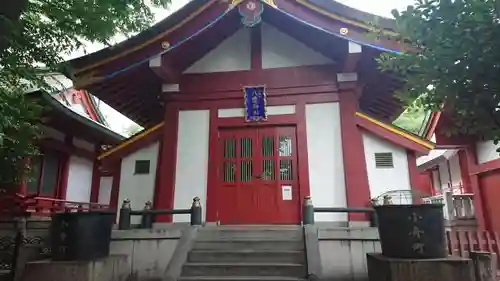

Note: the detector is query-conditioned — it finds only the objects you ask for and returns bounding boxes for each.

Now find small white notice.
[282,185,292,201]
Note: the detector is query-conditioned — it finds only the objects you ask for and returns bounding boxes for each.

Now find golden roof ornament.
[229,0,277,8]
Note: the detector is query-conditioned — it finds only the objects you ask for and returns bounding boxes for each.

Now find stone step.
[178,277,307,281]
[202,225,302,231]
[181,262,306,277]
[188,250,305,263]
[196,230,303,241]
[193,240,304,251]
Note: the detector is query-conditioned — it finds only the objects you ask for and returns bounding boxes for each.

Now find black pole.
[118,199,131,230]
[190,197,202,226]
[302,196,314,225]
[140,201,153,229]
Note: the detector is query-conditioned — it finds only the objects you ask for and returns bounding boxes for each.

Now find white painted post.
[444,191,455,221]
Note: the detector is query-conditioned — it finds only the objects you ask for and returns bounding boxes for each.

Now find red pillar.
[457,149,472,193]
[154,103,179,222]
[89,145,102,203]
[338,89,371,221]
[109,160,122,210]
[464,145,486,229]
[57,135,73,200]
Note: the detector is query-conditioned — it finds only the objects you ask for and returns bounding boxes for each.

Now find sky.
[70,0,415,136]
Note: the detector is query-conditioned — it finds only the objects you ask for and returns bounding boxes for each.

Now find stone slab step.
[193,240,304,251]
[188,250,305,263]
[178,277,307,281]
[181,262,306,277]
[202,225,302,231]
[196,230,303,241]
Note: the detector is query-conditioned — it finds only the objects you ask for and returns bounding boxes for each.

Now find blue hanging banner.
[243,85,267,122]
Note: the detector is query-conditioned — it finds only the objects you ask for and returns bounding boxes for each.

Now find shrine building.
[69,0,435,225]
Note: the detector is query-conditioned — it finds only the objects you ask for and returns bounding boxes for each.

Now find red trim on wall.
[339,90,371,221]
[109,160,121,210]
[250,24,262,70]
[206,106,219,222]
[295,102,311,215]
[89,145,101,203]
[355,116,431,154]
[57,136,73,200]
[154,104,179,222]
[152,139,164,210]
[464,146,486,229]
[457,149,472,193]
[471,158,500,176]
[406,151,423,193]
[178,65,338,93]
[169,90,339,105]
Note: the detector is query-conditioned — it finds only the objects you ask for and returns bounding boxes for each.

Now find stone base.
[367,253,475,281]
[21,255,129,281]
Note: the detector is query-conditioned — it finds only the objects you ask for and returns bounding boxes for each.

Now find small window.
[374,152,394,168]
[134,160,150,175]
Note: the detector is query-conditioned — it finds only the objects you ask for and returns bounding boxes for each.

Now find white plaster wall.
[476,140,500,164]
[218,105,295,118]
[98,176,113,205]
[305,103,346,222]
[65,156,93,203]
[184,28,251,73]
[118,142,160,224]
[362,133,411,204]
[173,110,210,222]
[261,23,333,69]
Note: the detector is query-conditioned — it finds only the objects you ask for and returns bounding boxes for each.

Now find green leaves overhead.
[379,0,500,142]
[0,0,171,190]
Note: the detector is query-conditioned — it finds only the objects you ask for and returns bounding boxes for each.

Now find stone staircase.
[177,225,307,281]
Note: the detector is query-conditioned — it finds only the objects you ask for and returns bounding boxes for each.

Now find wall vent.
[134,160,151,175]
[374,152,394,168]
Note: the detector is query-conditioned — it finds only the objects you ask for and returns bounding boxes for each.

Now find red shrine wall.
[102,23,426,225]
[12,125,105,215]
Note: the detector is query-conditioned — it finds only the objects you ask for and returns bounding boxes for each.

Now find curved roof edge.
[69,0,213,72]
[69,0,398,74]
[302,0,395,31]
[30,90,125,144]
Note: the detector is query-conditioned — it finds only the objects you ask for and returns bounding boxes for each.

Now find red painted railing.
[0,193,110,217]
[26,197,110,215]
[447,230,500,268]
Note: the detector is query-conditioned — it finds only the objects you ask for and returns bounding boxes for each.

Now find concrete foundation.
[21,255,129,281]
[367,253,475,281]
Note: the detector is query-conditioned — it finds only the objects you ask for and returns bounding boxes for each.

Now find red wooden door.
[217,126,300,224]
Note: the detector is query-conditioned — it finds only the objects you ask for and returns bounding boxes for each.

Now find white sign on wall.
[282,185,292,201]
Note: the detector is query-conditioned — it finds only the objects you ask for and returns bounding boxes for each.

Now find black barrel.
[374,204,446,259]
[50,211,114,261]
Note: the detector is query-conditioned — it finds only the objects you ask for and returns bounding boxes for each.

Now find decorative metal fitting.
[303,196,313,206]
[122,199,131,209]
[161,41,170,49]
[144,201,152,210]
[192,197,201,207]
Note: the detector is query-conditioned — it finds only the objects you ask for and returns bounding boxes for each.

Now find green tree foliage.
[0,0,171,190]
[378,0,500,142]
